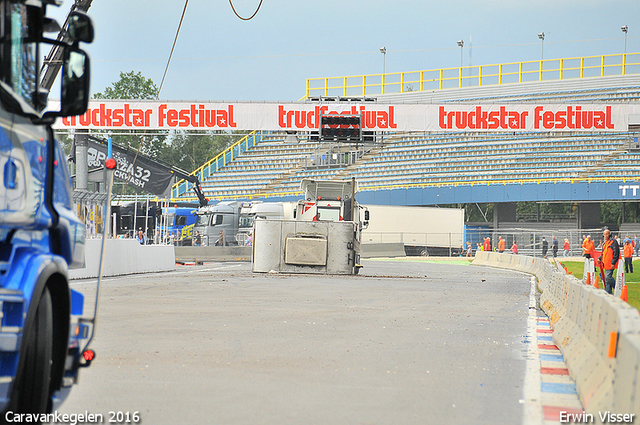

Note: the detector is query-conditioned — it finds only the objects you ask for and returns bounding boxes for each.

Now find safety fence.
[305,52,640,98]
[473,251,640,417]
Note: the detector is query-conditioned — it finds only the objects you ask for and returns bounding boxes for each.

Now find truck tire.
[15,286,54,414]
[420,248,429,257]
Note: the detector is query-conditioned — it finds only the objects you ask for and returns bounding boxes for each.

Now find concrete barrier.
[69,239,176,280]
[175,246,252,263]
[472,251,640,419]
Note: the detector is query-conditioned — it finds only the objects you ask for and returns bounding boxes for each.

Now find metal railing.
[171,130,266,199]
[305,53,640,99]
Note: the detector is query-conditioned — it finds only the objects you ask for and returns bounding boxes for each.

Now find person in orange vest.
[483,237,491,252]
[599,229,620,294]
[582,235,595,259]
[623,240,634,274]
[498,236,505,253]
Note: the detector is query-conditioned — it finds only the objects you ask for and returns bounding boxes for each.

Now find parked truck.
[194,201,242,246]
[360,205,464,256]
[0,1,95,416]
[252,179,369,274]
[159,206,198,245]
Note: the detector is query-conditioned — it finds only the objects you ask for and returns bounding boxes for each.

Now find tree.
[160,130,240,173]
[92,71,165,159]
[93,71,159,100]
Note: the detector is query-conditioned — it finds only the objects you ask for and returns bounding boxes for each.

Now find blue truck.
[0,0,94,418]
[159,206,198,245]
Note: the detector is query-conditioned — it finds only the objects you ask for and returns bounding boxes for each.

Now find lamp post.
[538,32,545,61]
[380,47,386,75]
[457,40,464,87]
[538,32,545,82]
[622,25,628,54]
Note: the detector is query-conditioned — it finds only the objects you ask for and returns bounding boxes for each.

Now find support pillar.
[493,202,517,228]
[75,131,88,191]
[578,203,601,229]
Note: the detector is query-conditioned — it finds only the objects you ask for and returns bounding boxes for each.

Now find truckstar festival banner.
[53,101,634,132]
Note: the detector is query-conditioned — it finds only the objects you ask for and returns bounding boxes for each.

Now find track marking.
[522,276,543,425]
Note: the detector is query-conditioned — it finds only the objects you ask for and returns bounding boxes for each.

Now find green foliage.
[516,201,577,221]
[93,71,159,100]
[159,131,241,173]
[461,203,493,222]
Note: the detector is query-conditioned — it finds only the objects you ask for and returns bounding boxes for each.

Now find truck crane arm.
[169,168,209,207]
[40,0,94,94]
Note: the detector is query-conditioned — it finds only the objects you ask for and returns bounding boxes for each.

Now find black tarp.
[85,136,174,197]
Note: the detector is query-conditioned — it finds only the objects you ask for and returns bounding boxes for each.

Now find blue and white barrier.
[472,251,640,419]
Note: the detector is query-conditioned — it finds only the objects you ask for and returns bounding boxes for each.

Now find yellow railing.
[305,53,640,99]
[171,130,265,199]
[170,175,638,204]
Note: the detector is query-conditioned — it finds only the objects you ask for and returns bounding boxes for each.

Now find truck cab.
[0,0,94,415]
[159,206,197,245]
[194,201,241,246]
[296,179,369,237]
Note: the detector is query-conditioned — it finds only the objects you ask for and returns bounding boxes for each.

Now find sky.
[48,0,640,102]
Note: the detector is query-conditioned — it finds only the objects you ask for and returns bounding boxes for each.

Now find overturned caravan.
[252,179,369,275]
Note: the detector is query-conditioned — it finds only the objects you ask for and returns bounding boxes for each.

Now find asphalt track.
[57,259,538,425]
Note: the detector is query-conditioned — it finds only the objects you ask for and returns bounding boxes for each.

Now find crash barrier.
[472,251,640,418]
[360,243,406,259]
[174,246,253,263]
[69,239,176,279]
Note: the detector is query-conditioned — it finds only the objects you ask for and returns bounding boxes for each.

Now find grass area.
[558,259,640,310]
[367,257,475,265]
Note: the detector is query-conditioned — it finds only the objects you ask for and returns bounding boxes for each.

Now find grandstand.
[171,53,640,229]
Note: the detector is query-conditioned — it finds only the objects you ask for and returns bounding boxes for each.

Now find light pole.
[380,47,386,75]
[622,25,628,54]
[457,40,464,87]
[538,32,545,61]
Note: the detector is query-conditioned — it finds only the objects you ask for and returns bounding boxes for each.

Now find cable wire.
[229,0,264,20]
[158,0,189,98]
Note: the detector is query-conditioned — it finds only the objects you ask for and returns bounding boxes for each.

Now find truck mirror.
[59,49,90,117]
[67,12,94,43]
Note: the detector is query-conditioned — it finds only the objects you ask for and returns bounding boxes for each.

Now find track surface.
[59,259,535,425]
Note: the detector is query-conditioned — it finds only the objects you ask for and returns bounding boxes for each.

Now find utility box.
[252,219,359,274]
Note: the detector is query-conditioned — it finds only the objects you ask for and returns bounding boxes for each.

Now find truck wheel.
[14,286,53,414]
[420,249,429,257]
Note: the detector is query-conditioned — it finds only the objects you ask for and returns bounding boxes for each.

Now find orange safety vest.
[498,239,505,251]
[582,239,595,254]
[601,239,619,270]
[624,244,634,258]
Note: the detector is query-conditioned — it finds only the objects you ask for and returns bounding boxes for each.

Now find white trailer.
[236,201,296,245]
[360,205,464,256]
